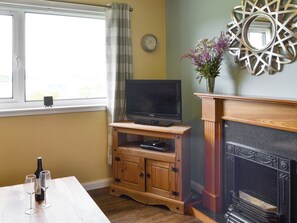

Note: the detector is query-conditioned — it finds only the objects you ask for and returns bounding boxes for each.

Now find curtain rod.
[46,1,133,12]
[99,4,134,12]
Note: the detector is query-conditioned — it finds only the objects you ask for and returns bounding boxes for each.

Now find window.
[0,1,106,113]
[0,14,12,99]
[25,13,106,101]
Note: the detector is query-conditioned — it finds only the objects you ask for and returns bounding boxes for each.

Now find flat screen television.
[126,80,182,126]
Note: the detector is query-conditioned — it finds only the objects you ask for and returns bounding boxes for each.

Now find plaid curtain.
[106,3,133,165]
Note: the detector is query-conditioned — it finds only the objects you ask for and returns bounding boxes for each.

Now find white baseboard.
[82,178,113,191]
[191,180,204,194]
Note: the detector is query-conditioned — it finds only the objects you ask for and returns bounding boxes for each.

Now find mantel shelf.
[195,93,297,106]
[195,93,297,133]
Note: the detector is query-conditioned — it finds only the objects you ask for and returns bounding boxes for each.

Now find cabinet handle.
[146,173,151,178]
[139,172,144,178]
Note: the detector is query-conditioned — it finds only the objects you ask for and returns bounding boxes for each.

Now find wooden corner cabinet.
[109,122,191,214]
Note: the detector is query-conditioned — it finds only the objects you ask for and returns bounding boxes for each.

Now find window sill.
[0,104,107,118]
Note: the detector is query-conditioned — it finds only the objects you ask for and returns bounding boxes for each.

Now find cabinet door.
[146,160,177,199]
[117,154,145,191]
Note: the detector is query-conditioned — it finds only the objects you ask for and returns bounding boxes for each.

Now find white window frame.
[0,0,107,117]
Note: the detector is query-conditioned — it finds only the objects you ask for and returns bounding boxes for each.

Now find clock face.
[141,34,158,52]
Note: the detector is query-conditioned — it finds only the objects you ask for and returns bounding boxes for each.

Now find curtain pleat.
[105,3,133,165]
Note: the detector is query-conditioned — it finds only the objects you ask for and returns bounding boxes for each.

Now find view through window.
[25,13,106,101]
[0,14,12,99]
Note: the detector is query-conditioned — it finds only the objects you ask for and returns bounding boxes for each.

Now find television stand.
[109,122,191,214]
[135,119,174,127]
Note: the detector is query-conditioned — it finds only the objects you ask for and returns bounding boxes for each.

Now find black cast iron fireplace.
[223,121,297,223]
[224,142,295,223]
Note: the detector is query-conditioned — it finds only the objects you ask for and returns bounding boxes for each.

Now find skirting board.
[82,178,203,192]
[191,180,204,194]
[82,178,113,191]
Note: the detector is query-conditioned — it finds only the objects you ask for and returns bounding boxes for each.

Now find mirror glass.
[246,16,275,51]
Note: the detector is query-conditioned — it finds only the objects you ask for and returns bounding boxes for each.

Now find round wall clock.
[141,34,158,52]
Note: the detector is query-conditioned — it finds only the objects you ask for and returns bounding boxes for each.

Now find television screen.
[126,80,182,126]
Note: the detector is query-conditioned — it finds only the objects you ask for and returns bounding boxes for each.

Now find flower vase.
[206,77,215,94]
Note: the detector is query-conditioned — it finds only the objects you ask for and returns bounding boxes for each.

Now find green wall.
[166,0,297,186]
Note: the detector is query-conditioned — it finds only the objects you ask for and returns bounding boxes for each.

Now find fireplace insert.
[224,142,296,223]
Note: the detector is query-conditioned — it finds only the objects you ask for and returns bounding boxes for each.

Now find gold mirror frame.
[228,0,297,75]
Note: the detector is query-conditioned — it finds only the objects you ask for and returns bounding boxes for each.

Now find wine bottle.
[34,157,44,202]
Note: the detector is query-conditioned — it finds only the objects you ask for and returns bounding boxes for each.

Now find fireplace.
[195,93,297,218]
[223,121,297,223]
[224,141,295,222]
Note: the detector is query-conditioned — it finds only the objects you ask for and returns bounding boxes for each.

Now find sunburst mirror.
[228,0,297,75]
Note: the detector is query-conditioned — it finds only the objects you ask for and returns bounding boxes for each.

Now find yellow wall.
[0,112,109,186]
[0,0,166,186]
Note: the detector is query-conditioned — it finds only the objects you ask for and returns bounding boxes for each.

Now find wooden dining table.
[0,176,110,223]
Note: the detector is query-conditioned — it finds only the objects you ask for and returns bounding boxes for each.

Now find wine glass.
[24,174,38,215]
[40,170,51,208]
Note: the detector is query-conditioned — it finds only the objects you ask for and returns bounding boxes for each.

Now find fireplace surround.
[195,93,297,220]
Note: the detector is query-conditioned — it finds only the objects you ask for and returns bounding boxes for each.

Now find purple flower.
[201,51,211,63]
[214,32,229,56]
[180,32,229,82]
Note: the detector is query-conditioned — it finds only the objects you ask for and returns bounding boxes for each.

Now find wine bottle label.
[36,186,41,195]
